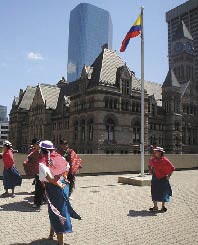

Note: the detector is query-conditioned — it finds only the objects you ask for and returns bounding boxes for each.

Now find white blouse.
[39,162,54,182]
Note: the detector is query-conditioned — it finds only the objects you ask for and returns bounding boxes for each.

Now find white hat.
[153,146,165,153]
[3,140,12,147]
[39,140,54,150]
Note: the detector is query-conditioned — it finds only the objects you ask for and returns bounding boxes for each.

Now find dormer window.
[122,79,130,95]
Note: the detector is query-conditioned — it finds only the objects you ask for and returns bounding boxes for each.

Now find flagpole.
[140,6,144,177]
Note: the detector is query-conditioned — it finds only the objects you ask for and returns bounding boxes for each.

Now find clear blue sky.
[0,0,187,115]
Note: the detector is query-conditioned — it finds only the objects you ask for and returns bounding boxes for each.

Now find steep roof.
[172,20,193,41]
[18,86,36,110]
[59,48,162,105]
[133,77,162,106]
[99,49,125,84]
[39,84,60,109]
[88,48,125,88]
[162,69,181,88]
[144,81,162,106]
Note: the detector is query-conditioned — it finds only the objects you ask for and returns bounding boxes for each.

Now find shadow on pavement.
[0,200,39,212]
[23,195,34,202]
[15,191,33,196]
[128,209,158,217]
[10,238,70,244]
[80,184,119,189]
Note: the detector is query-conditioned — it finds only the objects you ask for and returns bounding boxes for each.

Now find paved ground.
[0,170,197,245]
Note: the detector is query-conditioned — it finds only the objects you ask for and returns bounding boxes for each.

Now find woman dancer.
[0,140,22,197]
[148,146,175,212]
[38,140,81,245]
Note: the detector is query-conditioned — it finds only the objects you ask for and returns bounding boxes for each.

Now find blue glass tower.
[0,105,7,122]
[67,3,113,82]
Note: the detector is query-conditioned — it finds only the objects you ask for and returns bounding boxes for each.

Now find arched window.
[105,118,115,141]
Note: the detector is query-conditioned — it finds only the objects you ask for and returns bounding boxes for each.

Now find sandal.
[1,192,9,197]
[149,207,158,212]
[161,207,167,212]
[48,234,54,240]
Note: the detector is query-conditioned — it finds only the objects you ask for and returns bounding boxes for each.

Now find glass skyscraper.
[0,105,8,148]
[67,3,113,82]
[0,105,7,122]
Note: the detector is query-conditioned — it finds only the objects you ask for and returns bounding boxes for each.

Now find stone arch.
[103,113,119,126]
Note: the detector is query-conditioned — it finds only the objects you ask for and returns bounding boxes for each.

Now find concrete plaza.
[0,170,197,245]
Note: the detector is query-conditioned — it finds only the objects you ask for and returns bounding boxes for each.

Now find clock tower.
[170,20,194,84]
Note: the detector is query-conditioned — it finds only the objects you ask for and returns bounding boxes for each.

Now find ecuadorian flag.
[120,14,142,52]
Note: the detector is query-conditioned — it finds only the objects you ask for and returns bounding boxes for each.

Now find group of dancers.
[0,138,82,245]
[0,139,175,244]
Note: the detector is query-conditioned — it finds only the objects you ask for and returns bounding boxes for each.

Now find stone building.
[164,0,198,153]
[9,47,159,153]
[9,46,198,154]
[9,1,198,154]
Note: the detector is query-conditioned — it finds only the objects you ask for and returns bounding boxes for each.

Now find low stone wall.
[1,153,198,177]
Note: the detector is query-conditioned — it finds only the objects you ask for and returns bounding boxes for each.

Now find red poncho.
[40,150,69,176]
[149,156,175,179]
[2,149,14,169]
[70,149,82,174]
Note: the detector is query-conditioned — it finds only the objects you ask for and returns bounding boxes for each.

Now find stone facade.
[165,0,198,153]
[9,46,198,154]
[9,1,198,153]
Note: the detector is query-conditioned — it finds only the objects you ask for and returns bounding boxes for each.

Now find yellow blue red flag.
[120,14,142,52]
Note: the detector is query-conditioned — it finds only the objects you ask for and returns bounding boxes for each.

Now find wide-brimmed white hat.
[153,146,165,153]
[3,140,12,147]
[39,140,54,150]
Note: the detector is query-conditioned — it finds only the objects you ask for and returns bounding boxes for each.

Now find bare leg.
[153,201,158,209]
[161,202,167,212]
[11,188,15,197]
[149,201,158,211]
[49,226,54,239]
[57,233,63,245]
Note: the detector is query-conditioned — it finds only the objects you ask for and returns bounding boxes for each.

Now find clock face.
[175,42,183,52]
[186,42,193,52]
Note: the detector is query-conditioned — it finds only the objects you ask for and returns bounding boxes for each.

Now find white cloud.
[67,62,76,73]
[27,52,44,60]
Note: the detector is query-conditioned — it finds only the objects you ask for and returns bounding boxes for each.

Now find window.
[88,119,93,141]
[114,99,118,109]
[174,100,180,113]
[80,120,85,142]
[105,118,115,141]
[105,98,108,108]
[122,80,130,95]
[132,122,140,144]
[175,122,180,131]
[74,121,78,140]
